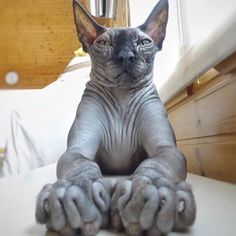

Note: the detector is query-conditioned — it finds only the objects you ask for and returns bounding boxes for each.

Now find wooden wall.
[166,53,236,183]
[0,0,129,89]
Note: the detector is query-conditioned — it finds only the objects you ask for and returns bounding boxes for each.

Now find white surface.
[0,89,41,148]
[181,0,236,50]
[0,164,235,236]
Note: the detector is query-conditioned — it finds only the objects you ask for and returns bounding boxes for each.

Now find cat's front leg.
[36,155,112,236]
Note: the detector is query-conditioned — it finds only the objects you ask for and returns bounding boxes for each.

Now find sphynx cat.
[36,0,196,235]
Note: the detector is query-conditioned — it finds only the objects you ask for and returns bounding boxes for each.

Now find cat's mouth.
[115,71,136,81]
[113,71,138,87]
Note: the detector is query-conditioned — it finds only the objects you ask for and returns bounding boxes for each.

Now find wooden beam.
[214,52,236,75]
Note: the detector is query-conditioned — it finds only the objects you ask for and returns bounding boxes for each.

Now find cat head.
[73,0,168,88]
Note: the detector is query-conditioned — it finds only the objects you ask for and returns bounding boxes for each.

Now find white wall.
[182,0,236,50]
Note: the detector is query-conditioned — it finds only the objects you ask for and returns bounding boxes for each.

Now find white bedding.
[1,56,90,176]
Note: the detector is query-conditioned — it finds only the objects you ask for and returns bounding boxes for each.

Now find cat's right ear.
[73,0,106,52]
[138,0,169,50]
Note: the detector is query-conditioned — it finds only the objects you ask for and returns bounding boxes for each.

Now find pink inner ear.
[79,14,98,39]
[144,8,168,45]
[145,23,162,43]
[146,22,158,37]
[80,27,97,42]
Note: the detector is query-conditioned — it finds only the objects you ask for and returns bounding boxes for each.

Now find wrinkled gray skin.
[36,0,196,235]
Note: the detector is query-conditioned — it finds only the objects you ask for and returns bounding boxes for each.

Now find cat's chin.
[115,71,137,87]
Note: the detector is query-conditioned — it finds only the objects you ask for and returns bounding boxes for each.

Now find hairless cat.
[36,0,196,235]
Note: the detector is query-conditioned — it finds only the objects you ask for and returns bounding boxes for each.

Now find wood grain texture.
[177,135,236,183]
[167,61,236,183]
[0,0,79,89]
[113,0,130,27]
[165,89,189,110]
[214,52,236,75]
[168,71,236,140]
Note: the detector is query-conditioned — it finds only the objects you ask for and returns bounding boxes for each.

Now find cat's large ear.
[139,0,169,50]
[73,0,106,52]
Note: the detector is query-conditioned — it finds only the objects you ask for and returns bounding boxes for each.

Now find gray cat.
[35,0,196,235]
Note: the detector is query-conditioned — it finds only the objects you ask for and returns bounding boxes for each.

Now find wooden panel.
[0,0,79,89]
[165,89,189,110]
[190,68,219,94]
[168,71,236,140]
[214,52,236,75]
[166,60,236,183]
[113,0,130,27]
[177,134,236,183]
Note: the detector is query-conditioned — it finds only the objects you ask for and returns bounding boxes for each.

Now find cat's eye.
[96,39,111,46]
[141,39,152,46]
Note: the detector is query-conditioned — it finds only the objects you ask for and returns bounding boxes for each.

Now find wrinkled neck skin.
[90,67,154,95]
[89,71,156,108]
[88,57,156,103]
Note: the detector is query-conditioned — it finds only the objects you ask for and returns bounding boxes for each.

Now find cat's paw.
[111,176,196,236]
[35,178,111,236]
[111,176,159,235]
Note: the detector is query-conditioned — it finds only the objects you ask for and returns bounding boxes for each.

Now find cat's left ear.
[139,0,169,50]
[73,0,106,52]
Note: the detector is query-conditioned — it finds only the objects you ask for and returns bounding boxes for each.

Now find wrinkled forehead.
[105,27,146,41]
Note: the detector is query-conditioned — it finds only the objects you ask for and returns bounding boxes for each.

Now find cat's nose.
[116,50,136,67]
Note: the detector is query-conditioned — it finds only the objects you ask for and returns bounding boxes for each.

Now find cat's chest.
[96,143,146,175]
[103,108,138,151]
